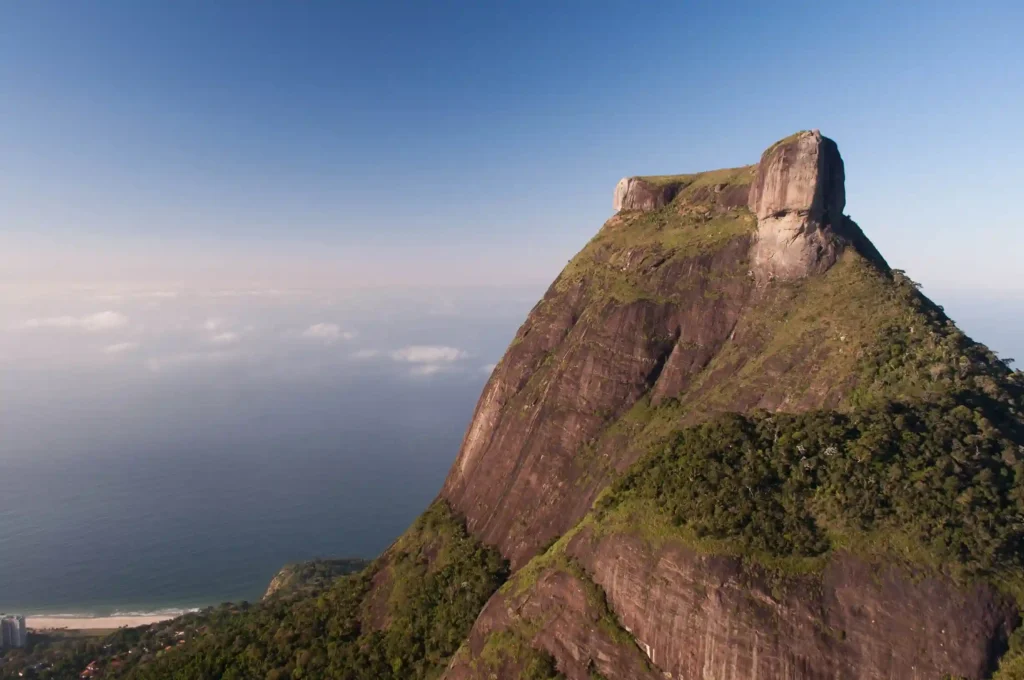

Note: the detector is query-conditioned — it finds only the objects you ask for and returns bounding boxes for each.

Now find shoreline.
[26,611,194,631]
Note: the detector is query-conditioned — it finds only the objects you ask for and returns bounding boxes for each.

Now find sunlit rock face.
[748,129,847,281]
[613,176,681,212]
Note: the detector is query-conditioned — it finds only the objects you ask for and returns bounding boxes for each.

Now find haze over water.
[0,287,535,615]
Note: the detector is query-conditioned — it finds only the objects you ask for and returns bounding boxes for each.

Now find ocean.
[0,287,537,617]
[0,371,489,616]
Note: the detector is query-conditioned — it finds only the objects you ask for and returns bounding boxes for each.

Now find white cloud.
[202,318,224,331]
[17,311,128,332]
[210,332,239,344]
[390,345,468,376]
[481,363,497,374]
[104,342,139,354]
[390,345,467,363]
[300,323,354,344]
[351,348,381,359]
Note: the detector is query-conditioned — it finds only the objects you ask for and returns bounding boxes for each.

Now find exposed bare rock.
[749,130,847,281]
[567,530,1017,680]
[443,567,661,680]
[613,176,682,212]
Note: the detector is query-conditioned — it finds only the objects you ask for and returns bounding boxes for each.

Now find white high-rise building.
[0,615,26,648]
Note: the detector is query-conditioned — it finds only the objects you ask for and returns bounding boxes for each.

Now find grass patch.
[473,626,564,680]
[555,206,755,305]
[497,524,646,659]
[638,164,755,189]
[759,130,809,158]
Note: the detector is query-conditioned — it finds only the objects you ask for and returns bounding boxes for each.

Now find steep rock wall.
[444,567,661,680]
[749,130,847,281]
[568,531,1017,680]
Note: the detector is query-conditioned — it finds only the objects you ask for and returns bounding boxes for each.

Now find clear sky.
[0,0,1021,294]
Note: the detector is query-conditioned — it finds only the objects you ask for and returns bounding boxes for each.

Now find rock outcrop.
[444,567,662,680]
[442,196,759,568]
[613,176,682,212]
[748,129,847,281]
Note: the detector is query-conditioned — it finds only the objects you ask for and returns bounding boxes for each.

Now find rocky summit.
[79,132,1024,680]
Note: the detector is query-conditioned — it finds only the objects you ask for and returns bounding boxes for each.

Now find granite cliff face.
[566,532,1016,680]
[439,131,1024,679]
[749,130,847,281]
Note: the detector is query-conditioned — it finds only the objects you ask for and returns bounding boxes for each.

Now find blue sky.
[0,0,1021,294]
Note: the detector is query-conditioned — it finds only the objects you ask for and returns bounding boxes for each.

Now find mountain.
[23,131,1023,680]
[438,130,1024,679]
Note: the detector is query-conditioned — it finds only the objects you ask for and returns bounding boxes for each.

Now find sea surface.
[0,372,491,616]
[0,287,534,616]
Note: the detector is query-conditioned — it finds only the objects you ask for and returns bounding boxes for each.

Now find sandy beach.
[27,614,178,631]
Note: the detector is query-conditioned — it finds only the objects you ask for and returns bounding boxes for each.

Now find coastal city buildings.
[0,615,27,648]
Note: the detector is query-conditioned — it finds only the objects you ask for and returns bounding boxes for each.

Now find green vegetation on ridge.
[598,397,1024,577]
[555,168,757,305]
[637,164,755,188]
[462,628,564,680]
[263,558,370,599]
